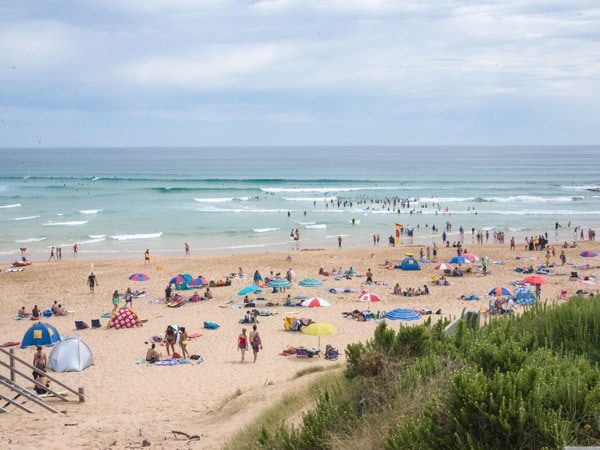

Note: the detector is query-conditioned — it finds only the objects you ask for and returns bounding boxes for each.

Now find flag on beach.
[395,224,403,245]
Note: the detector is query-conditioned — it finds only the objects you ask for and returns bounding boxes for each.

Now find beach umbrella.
[301,322,337,350]
[301,297,331,308]
[129,273,150,282]
[523,275,549,285]
[298,278,324,288]
[237,285,260,296]
[358,292,381,302]
[434,263,453,271]
[267,278,292,289]
[384,308,422,321]
[188,276,208,287]
[488,287,513,297]
[169,275,187,285]
[449,256,470,265]
[580,250,598,258]
[462,252,479,262]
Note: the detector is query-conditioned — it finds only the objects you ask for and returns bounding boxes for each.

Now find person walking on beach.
[185,242,190,256]
[48,247,56,261]
[87,272,98,292]
[249,324,262,363]
[238,328,248,362]
[338,236,343,248]
[32,346,47,379]
[144,249,151,264]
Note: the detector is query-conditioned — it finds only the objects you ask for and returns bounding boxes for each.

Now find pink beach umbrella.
[301,297,332,308]
[359,292,381,302]
[462,253,479,262]
[434,263,453,271]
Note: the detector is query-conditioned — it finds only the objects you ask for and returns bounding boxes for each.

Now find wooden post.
[9,349,15,382]
[78,387,85,402]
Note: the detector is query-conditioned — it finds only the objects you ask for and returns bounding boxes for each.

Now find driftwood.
[170,430,201,441]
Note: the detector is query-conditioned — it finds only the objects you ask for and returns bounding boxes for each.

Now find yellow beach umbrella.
[301,323,337,351]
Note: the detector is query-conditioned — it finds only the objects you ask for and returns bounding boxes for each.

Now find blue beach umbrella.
[238,285,260,296]
[580,250,598,258]
[267,278,292,289]
[384,308,422,321]
[129,273,150,282]
[188,276,208,287]
[488,287,512,297]
[449,256,470,265]
[298,278,324,288]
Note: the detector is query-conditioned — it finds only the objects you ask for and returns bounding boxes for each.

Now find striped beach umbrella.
[129,273,150,282]
[298,278,324,288]
[488,287,512,297]
[580,250,598,258]
[384,309,422,321]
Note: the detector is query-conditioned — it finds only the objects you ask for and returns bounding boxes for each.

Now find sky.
[1,0,599,147]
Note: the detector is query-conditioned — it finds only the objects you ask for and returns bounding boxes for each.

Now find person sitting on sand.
[55,304,67,316]
[146,343,160,363]
[31,305,40,319]
[189,292,200,302]
[201,288,213,300]
[570,241,578,248]
[562,241,569,249]
[414,287,422,296]
[393,283,401,294]
[423,285,430,295]
[34,374,51,395]
[51,301,59,314]
[18,306,30,318]
[284,294,292,306]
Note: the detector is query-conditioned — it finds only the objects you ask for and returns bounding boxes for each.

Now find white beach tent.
[47,336,94,373]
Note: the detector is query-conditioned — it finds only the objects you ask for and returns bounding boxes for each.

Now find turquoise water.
[1,146,599,261]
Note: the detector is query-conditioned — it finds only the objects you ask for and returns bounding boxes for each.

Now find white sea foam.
[80,209,102,214]
[482,196,579,203]
[194,197,233,203]
[0,203,21,209]
[283,196,337,202]
[10,215,41,221]
[110,232,163,241]
[43,220,88,226]
[235,196,251,201]
[89,234,106,239]
[305,224,327,229]
[253,228,280,233]
[262,186,405,194]
[79,237,106,244]
[15,237,47,243]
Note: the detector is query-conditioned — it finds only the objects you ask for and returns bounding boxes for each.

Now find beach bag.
[203,321,220,330]
[172,352,181,359]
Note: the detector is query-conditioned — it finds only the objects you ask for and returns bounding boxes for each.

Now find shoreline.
[1,242,599,448]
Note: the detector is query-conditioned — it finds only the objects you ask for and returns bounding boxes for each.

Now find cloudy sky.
[1,0,599,147]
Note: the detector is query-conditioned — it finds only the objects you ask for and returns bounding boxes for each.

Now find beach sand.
[1,241,599,449]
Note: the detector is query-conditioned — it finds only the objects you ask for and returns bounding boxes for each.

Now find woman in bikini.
[164,325,176,356]
[238,328,248,362]
[179,327,190,359]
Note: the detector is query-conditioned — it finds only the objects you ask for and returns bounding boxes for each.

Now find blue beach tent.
[21,323,61,348]
[396,257,421,271]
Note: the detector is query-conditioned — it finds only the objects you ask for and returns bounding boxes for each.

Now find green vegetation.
[241,294,600,449]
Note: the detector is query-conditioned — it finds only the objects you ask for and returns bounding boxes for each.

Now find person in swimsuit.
[146,343,160,363]
[179,327,190,359]
[112,290,120,313]
[249,324,263,363]
[164,325,176,356]
[32,346,47,379]
[238,328,248,362]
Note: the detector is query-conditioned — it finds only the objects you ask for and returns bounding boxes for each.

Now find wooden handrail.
[0,347,85,402]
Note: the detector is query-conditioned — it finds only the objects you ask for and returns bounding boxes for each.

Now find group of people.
[18,301,68,319]
[145,325,191,362]
[237,324,262,363]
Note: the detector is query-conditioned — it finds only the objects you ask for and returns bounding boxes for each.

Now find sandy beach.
[1,241,599,449]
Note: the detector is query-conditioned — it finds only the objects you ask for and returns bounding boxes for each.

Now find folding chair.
[75,321,87,330]
[91,319,101,328]
[558,290,568,300]
[570,271,579,279]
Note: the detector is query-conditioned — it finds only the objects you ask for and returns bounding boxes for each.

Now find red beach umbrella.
[359,292,381,302]
[523,275,549,285]
[129,273,150,281]
[434,263,453,271]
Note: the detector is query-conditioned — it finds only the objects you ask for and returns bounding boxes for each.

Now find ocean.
[1,146,599,262]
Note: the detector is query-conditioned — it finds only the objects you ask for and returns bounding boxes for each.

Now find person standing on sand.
[73,244,78,258]
[144,249,150,264]
[32,346,47,379]
[112,290,120,312]
[185,242,190,256]
[88,272,98,292]
[338,236,343,248]
[179,327,190,359]
[249,324,263,363]
[238,328,248,362]
[164,325,176,357]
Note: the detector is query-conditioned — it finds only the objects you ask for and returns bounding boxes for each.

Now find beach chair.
[570,271,579,279]
[558,290,568,301]
[75,321,88,330]
[91,319,101,328]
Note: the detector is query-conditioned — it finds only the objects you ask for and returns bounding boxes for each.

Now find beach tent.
[396,257,421,271]
[108,308,143,329]
[510,287,537,305]
[47,336,94,373]
[21,323,61,348]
